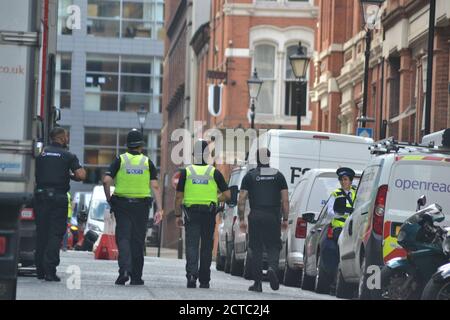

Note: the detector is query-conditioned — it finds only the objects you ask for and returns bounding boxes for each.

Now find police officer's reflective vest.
[183,165,218,207]
[114,153,151,198]
[67,193,72,219]
[331,186,356,229]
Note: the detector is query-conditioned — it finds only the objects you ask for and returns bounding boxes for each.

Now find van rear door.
[318,139,372,172]
[268,133,320,193]
[383,156,450,262]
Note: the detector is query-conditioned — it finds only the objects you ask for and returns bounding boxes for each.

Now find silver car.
[217,166,247,275]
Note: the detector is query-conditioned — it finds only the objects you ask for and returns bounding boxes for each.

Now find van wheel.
[284,261,302,288]
[301,269,315,291]
[216,245,225,271]
[315,255,332,294]
[243,250,253,280]
[230,248,244,276]
[336,266,355,299]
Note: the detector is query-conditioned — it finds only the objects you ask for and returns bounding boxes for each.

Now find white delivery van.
[248,130,373,194]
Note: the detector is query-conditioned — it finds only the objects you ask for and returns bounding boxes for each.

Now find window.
[87,0,164,39]
[353,166,380,210]
[55,53,72,109]
[254,44,276,114]
[83,127,160,184]
[85,54,161,112]
[285,44,308,116]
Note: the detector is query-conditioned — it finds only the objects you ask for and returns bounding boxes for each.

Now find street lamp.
[289,42,311,130]
[136,105,148,134]
[247,69,263,129]
[358,0,384,128]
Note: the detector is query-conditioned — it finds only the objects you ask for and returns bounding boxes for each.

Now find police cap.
[127,129,144,148]
[336,167,355,180]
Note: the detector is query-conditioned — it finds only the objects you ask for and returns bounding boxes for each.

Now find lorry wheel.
[336,266,355,299]
[230,248,244,276]
[422,277,450,300]
[315,255,332,294]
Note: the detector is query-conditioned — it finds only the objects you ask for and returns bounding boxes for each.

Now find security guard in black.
[35,127,85,281]
[239,148,289,292]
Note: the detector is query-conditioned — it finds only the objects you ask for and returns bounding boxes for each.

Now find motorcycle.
[380,196,448,300]
[421,227,450,300]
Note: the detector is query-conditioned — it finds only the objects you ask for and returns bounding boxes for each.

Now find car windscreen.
[89,200,111,221]
[387,161,450,226]
[306,177,340,213]
[306,176,360,213]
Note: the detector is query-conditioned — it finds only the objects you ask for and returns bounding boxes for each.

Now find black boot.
[44,274,61,282]
[115,271,130,285]
[248,281,262,292]
[267,267,280,291]
[199,282,210,289]
[187,275,197,288]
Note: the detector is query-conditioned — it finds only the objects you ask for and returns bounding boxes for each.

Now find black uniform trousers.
[34,192,68,276]
[111,197,150,280]
[248,210,282,283]
[184,206,216,283]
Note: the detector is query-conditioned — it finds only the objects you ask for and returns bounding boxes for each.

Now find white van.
[248,130,373,194]
[337,130,450,299]
[85,186,114,237]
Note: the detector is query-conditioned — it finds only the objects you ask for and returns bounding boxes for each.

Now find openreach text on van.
[395,179,450,193]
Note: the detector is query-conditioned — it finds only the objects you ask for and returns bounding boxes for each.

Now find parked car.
[336,130,450,300]
[300,173,361,294]
[217,166,247,274]
[282,169,360,287]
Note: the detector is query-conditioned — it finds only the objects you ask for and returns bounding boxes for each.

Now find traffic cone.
[94,234,118,260]
[94,211,118,260]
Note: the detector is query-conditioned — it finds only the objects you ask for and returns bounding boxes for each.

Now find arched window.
[253,44,276,114]
[285,44,308,117]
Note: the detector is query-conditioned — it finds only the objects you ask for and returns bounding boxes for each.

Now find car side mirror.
[302,212,317,224]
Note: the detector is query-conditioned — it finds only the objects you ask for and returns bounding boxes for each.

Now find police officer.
[174,140,230,289]
[238,148,289,293]
[103,129,163,286]
[327,167,357,230]
[35,127,86,281]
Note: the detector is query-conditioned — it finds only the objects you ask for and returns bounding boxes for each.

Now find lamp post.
[247,69,263,129]
[289,42,311,130]
[358,0,384,129]
[136,105,148,135]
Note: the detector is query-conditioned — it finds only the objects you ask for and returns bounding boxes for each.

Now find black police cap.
[127,129,144,148]
[193,139,209,155]
[336,167,355,179]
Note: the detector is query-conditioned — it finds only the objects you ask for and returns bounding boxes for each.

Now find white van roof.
[268,129,373,144]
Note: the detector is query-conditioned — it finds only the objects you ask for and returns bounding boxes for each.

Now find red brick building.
[312,0,450,142]
[192,0,319,177]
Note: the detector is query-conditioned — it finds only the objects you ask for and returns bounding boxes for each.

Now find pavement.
[16,250,339,300]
